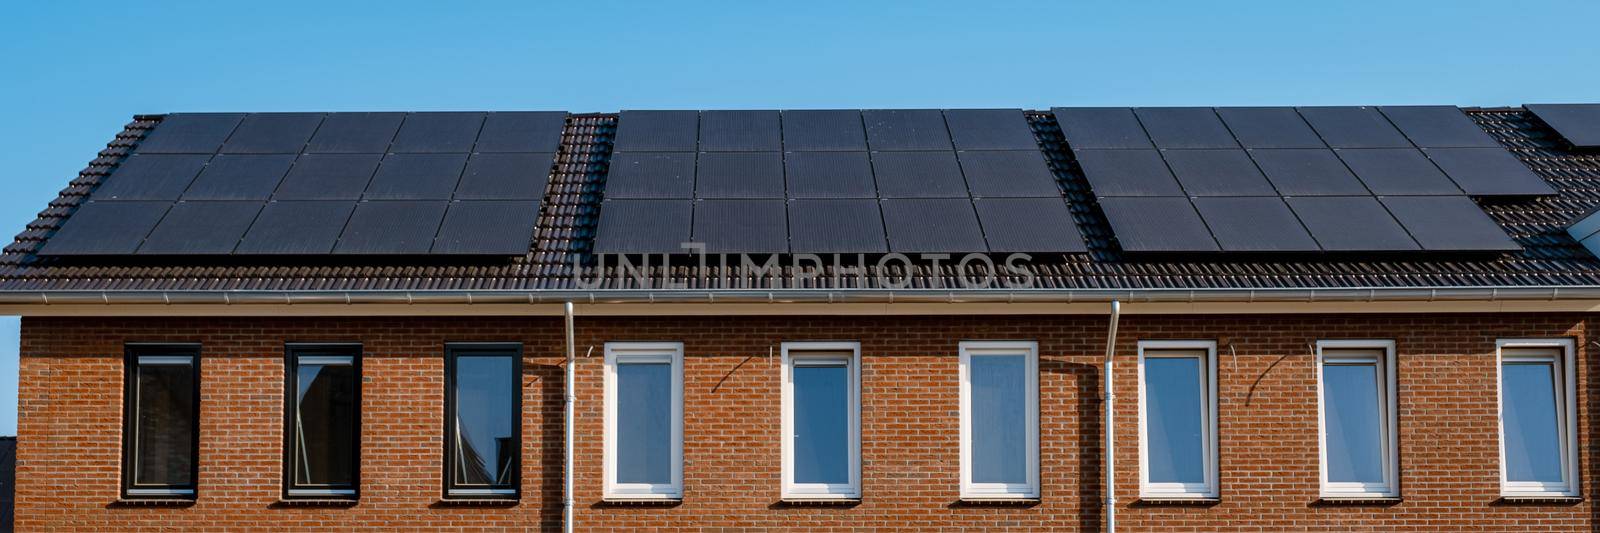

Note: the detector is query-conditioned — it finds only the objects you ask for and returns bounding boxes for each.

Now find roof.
[3,107,1600,294]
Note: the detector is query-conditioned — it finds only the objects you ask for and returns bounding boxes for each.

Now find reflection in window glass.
[616,362,672,484]
[793,364,849,484]
[1145,356,1204,484]
[292,354,357,491]
[970,355,1026,483]
[128,353,197,493]
[1323,362,1385,483]
[1502,362,1564,483]
[451,353,516,489]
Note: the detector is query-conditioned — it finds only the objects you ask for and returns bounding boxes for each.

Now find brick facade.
[13,313,1597,531]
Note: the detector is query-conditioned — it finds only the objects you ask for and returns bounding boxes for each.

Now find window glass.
[1323,362,1385,483]
[1145,356,1204,484]
[293,355,357,489]
[1502,361,1564,482]
[128,353,196,492]
[793,363,849,484]
[970,354,1026,483]
[452,353,516,488]
[616,362,672,484]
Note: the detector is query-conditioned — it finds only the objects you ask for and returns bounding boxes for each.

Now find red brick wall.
[14,314,1597,531]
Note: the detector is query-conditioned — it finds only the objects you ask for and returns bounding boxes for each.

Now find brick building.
[3,105,1600,531]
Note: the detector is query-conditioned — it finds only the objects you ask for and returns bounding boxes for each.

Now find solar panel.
[332,200,449,254]
[305,113,405,153]
[1284,196,1419,251]
[220,113,324,154]
[1423,148,1556,197]
[1378,196,1519,251]
[1133,107,1239,149]
[136,113,244,154]
[862,109,952,151]
[272,154,382,200]
[1161,150,1277,196]
[37,201,172,255]
[475,112,566,153]
[603,152,696,199]
[431,200,540,254]
[1051,108,1153,149]
[1190,197,1318,252]
[972,197,1086,252]
[785,151,876,198]
[1247,149,1369,196]
[958,150,1060,197]
[786,199,888,253]
[454,153,554,200]
[614,110,699,152]
[781,110,867,151]
[690,199,789,253]
[1072,150,1184,197]
[943,109,1038,150]
[235,201,357,254]
[180,154,296,200]
[879,198,987,252]
[698,110,782,151]
[388,112,484,153]
[1337,149,1461,195]
[91,154,210,201]
[1525,104,1600,148]
[137,201,264,254]
[1297,107,1412,148]
[362,154,468,200]
[1378,106,1500,148]
[1096,197,1218,252]
[1215,107,1325,149]
[871,151,969,198]
[591,199,694,254]
[694,152,785,198]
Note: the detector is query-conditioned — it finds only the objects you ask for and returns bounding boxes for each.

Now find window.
[1496,339,1579,498]
[781,342,861,500]
[1315,340,1399,498]
[445,344,521,499]
[604,342,683,500]
[122,344,200,499]
[285,344,360,499]
[959,341,1039,499]
[1137,340,1218,500]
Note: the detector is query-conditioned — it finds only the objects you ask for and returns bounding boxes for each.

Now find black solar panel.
[872,151,970,198]
[333,200,449,254]
[781,110,867,151]
[863,109,952,151]
[137,201,264,254]
[272,154,382,200]
[235,201,357,254]
[1247,149,1369,196]
[431,200,540,254]
[1073,150,1184,197]
[1285,196,1419,251]
[454,153,554,200]
[475,112,566,153]
[1422,148,1556,197]
[305,113,405,153]
[1161,150,1277,196]
[694,152,785,198]
[785,151,876,198]
[1378,196,1519,251]
[879,198,987,252]
[136,114,244,154]
[1190,197,1318,252]
[389,112,485,153]
[972,198,1086,252]
[91,154,210,201]
[1337,149,1461,195]
[1096,197,1218,252]
[691,199,789,253]
[614,110,699,152]
[604,152,696,199]
[1051,108,1153,149]
[180,154,296,200]
[1215,107,1325,149]
[37,201,172,255]
[786,199,888,253]
[220,113,324,154]
[699,110,782,152]
[1134,107,1239,149]
[1525,104,1600,148]
[944,109,1038,150]
[1297,106,1412,149]
[591,199,694,254]
[1378,106,1500,148]
[362,154,468,200]
[958,151,1060,198]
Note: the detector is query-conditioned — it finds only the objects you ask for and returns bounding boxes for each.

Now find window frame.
[1314,340,1400,499]
[780,341,862,501]
[121,343,202,500]
[958,340,1040,500]
[442,342,523,500]
[283,343,362,500]
[603,341,684,501]
[1495,338,1580,498]
[1136,340,1220,500]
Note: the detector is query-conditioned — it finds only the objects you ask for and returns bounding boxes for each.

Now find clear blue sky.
[2,0,1598,434]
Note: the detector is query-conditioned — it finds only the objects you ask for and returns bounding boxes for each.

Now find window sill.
[434,498,519,507]
[273,498,359,507]
[1134,497,1220,506]
[599,497,683,506]
[111,498,195,507]
[955,497,1040,507]
[1315,496,1401,506]
[1495,495,1583,505]
[778,497,862,506]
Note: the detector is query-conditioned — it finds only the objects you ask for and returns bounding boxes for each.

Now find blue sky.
[2,0,1598,434]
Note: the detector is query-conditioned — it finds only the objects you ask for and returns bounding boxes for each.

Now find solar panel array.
[1526,104,1600,148]
[592,109,1086,254]
[1056,106,1535,253]
[41,112,566,256]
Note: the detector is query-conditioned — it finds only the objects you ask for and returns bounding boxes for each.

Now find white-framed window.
[1315,340,1399,499]
[1496,338,1579,498]
[781,342,861,500]
[1137,340,1219,500]
[958,341,1040,500]
[604,342,684,500]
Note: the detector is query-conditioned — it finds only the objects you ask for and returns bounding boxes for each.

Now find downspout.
[563,301,576,533]
[1103,300,1121,533]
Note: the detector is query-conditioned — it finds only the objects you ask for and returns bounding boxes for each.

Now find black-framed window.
[444,343,522,499]
[285,344,360,499]
[122,344,200,499]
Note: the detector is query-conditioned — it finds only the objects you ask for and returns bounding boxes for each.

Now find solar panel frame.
[943,109,1038,150]
[690,199,789,253]
[1096,197,1219,252]
[1378,196,1520,251]
[1422,147,1556,197]
[1190,197,1319,252]
[1133,107,1240,149]
[362,153,469,200]
[1297,106,1413,149]
[603,152,696,199]
[957,150,1061,198]
[36,201,173,256]
[179,154,296,200]
[430,200,541,255]
[135,113,245,154]
[90,154,211,201]
[235,200,358,255]
[388,112,486,153]
[784,151,876,198]
[332,200,450,255]
[972,197,1086,253]
[220,113,324,154]
[1072,149,1185,197]
[271,154,383,200]
[591,199,694,254]
[305,112,405,153]
[136,201,265,255]
[1051,107,1153,149]
[698,110,782,152]
[862,109,953,151]
[786,198,888,253]
[1337,148,1462,195]
[613,110,700,152]
[1215,107,1326,149]
[453,153,555,200]
[1161,149,1278,196]
[780,110,867,151]
[1525,104,1600,148]
[694,152,785,198]
[1378,106,1501,148]
[474,111,566,153]
[1284,196,1420,251]
[871,151,970,198]
[879,198,988,253]
[1247,149,1370,196]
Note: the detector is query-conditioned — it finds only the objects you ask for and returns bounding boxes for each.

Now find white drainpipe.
[563,301,577,533]
[1103,300,1121,533]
